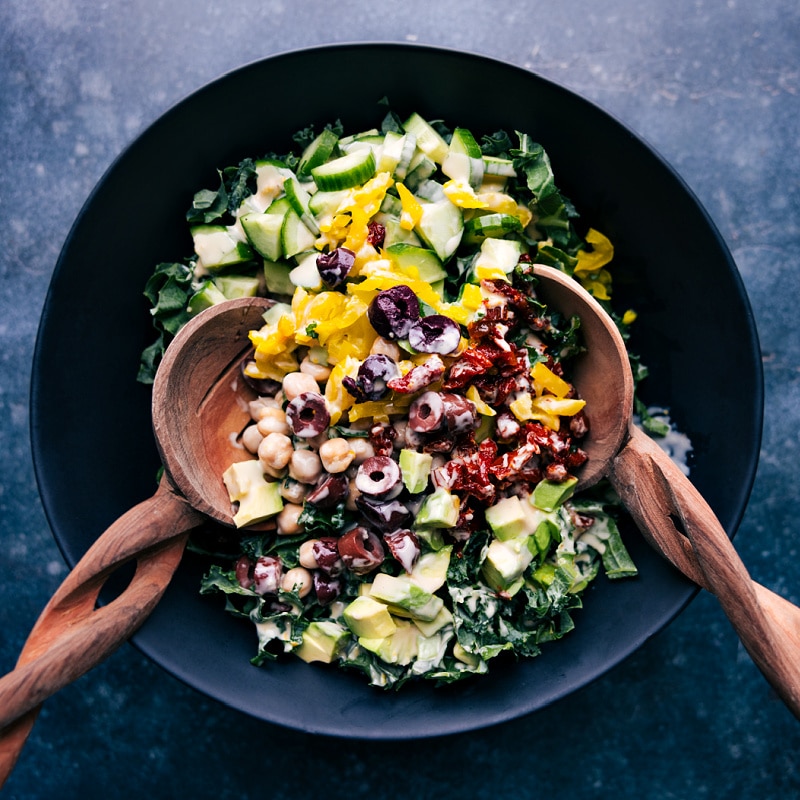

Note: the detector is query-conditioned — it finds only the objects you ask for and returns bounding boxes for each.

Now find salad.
[139,107,675,688]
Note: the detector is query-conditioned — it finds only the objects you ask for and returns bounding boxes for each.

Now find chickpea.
[370,336,401,361]
[319,437,355,474]
[346,479,361,511]
[289,448,323,484]
[241,423,263,455]
[282,371,319,402]
[276,503,305,536]
[349,437,375,465]
[280,478,308,505]
[280,566,313,598]
[249,397,280,421]
[300,355,332,384]
[298,539,320,569]
[258,432,293,471]
[256,407,290,436]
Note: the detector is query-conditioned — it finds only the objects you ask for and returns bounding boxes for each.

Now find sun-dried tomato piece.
[367,220,386,248]
[387,354,445,393]
[368,422,396,457]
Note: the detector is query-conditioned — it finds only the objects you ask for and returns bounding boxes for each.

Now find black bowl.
[30,43,762,738]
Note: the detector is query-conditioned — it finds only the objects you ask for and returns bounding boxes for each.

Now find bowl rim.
[29,41,764,739]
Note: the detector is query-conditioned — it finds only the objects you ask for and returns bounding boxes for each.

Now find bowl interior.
[30,43,762,738]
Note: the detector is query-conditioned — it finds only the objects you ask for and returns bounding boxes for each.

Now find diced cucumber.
[403,113,449,163]
[191,224,256,272]
[297,128,340,179]
[483,155,517,178]
[442,127,484,190]
[379,193,403,217]
[263,260,296,296]
[338,128,379,146]
[463,213,524,245]
[415,201,464,261]
[187,279,227,315]
[385,243,447,284]
[377,131,417,181]
[413,179,446,203]
[241,212,286,262]
[378,215,422,248]
[340,133,384,159]
[308,189,348,219]
[473,237,527,275]
[214,274,261,299]
[284,177,321,235]
[281,209,317,258]
[289,250,323,290]
[311,149,376,191]
[404,152,437,193]
[254,159,293,208]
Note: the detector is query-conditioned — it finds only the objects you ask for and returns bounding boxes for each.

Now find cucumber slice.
[385,243,447,284]
[403,113,449,163]
[284,177,321,235]
[263,260,296,296]
[281,209,317,258]
[191,225,256,272]
[311,149,376,191]
[442,127,484,190]
[415,201,464,262]
[373,212,422,248]
[463,213,524,245]
[297,128,340,179]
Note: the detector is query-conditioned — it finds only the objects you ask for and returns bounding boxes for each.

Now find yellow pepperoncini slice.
[574,228,614,275]
[476,191,533,227]
[466,385,496,417]
[324,356,361,424]
[442,179,489,209]
[531,361,571,398]
[396,182,423,231]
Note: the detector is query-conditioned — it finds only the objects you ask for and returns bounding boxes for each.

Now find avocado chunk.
[294,620,349,664]
[485,495,530,541]
[359,619,420,666]
[416,487,460,529]
[342,596,397,639]
[399,449,433,494]
[222,459,284,528]
[368,573,443,622]
[409,545,452,593]
[412,605,453,637]
[481,536,536,596]
[532,476,578,511]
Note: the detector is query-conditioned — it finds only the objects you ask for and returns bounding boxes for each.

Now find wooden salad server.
[0,296,270,785]
[533,264,800,720]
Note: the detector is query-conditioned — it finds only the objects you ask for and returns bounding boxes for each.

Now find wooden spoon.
[533,264,800,719]
[0,296,270,783]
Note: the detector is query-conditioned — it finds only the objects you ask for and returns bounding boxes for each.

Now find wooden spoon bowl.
[0,296,270,783]
[534,265,800,719]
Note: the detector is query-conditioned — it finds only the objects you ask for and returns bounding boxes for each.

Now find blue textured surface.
[1,1,798,797]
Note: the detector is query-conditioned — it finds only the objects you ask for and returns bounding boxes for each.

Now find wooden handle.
[0,476,204,785]
[610,424,800,718]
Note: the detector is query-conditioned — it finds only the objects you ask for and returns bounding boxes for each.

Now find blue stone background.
[1,1,798,797]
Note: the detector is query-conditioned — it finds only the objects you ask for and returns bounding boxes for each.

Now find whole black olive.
[407,314,461,354]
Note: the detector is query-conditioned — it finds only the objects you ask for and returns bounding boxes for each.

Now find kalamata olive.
[343,354,401,401]
[305,473,350,508]
[441,392,478,434]
[313,572,344,604]
[355,455,401,497]
[235,556,254,590]
[337,527,385,574]
[355,495,412,532]
[407,314,462,354]
[312,537,344,577]
[367,285,420,340]
[383,529,421,574]
[252,556,283,595]
[316,247,355,289]
[285,391,331,437]
[408,391,445,433]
